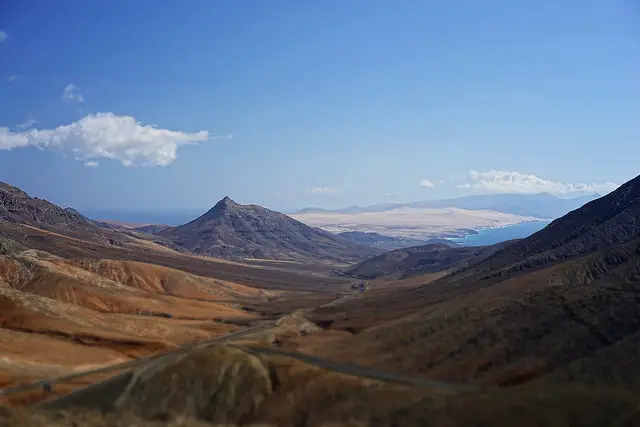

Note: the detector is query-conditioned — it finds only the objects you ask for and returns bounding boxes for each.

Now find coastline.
[447,219,551,246]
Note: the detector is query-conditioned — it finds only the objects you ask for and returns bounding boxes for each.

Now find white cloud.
[419,179,435,188]
[8,74,22,82]
[84,161,98,167]
[0,128,30,149]
[62,84,85,102]
[0,112,211,166]
[0,31,7,42]
[15,118,35,130]
[305,186,338,195]
[459,170,618,196]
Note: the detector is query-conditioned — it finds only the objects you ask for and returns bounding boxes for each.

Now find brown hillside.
[344,240,514,279]
[158,196,381,263]
[303,175,640,391]
[3,346,635,427]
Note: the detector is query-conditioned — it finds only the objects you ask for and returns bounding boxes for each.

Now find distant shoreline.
[446,219,552,246]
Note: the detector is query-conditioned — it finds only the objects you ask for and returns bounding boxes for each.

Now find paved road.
[238,345,476,391]
[0,322,273,397]
[318,294,352,308]
[1,290,475,400]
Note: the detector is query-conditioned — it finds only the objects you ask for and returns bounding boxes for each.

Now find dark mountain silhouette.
[0,182,96,230]
[0,181,129,249]
[313,174,640,390]
[345,240,514,279]
[157,197,381,263]
[134,224,170,234]
[337,231,431,251]
[448,175,640,284]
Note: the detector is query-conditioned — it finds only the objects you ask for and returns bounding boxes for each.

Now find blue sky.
[1,0,639,213]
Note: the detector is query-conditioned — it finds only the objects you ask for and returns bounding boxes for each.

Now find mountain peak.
[158,198,381,262]
[214,196,239,209]
[0,181,103,234]
[0,181,30,199]
[199,196,243,219]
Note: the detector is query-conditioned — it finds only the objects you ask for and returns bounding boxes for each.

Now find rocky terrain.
[4,346,639,427]
[0,183,118,247]
[0,182,357,406]
[344,240,514,279]
[0,183,94,231]
[337,231,429,250]
[158,197,381,263]
[307,174,640,392]
[2,178,640,426]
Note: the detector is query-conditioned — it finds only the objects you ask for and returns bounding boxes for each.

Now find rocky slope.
[344,240,514,279]
[337,231,430,251]
[6,346,637,426]
[310,174,640,390]
[0,182,95,231]
[0,182,122,247]
[158,197,381,263]
[449,174,640,284]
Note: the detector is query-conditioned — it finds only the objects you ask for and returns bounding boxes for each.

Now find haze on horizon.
[1,1,638,212]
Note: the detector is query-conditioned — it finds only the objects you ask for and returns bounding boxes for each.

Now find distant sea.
[450,221,552,246]
[80,209,208,226]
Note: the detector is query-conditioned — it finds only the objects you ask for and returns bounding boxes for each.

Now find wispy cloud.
[0,31,7,42]
[419,179,435,188]
[84,161,99,167]
[211,133,234,141]
[62,84,85,103]
[305,186,338,195]
[15,118,35,130]
[7,74,22,83]
[459,170,618,196]
[0,112,211,166]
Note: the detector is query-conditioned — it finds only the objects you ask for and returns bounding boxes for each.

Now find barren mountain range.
[157,196,381,263]
[2,177,640,426]
[308,174,640,391]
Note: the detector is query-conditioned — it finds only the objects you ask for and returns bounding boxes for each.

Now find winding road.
[0,322,273,397]
[0,289,474,402]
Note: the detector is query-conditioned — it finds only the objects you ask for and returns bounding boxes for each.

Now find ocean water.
[80,209,207,226]
[452,221,551,246]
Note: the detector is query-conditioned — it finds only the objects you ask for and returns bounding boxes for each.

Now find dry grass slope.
[2,346,639,427]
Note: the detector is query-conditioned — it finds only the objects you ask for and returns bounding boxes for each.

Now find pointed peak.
[202,196,242,218]
[216,196,238,207]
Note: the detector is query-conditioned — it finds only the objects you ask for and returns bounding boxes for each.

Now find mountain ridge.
[297,192,600,219]
[157,197,381,263]
[337,231,435,250]
[309,174,640,389]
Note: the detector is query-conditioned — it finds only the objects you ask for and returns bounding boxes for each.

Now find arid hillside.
[158,196,381,263]
[344,240,514,279]
[4,178,640,426]
[3,345,639,427]
[0,248,264,389]
[303,174,640,392]
[0,182,354,399]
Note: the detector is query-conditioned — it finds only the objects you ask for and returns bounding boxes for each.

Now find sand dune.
[292,206,539,239]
